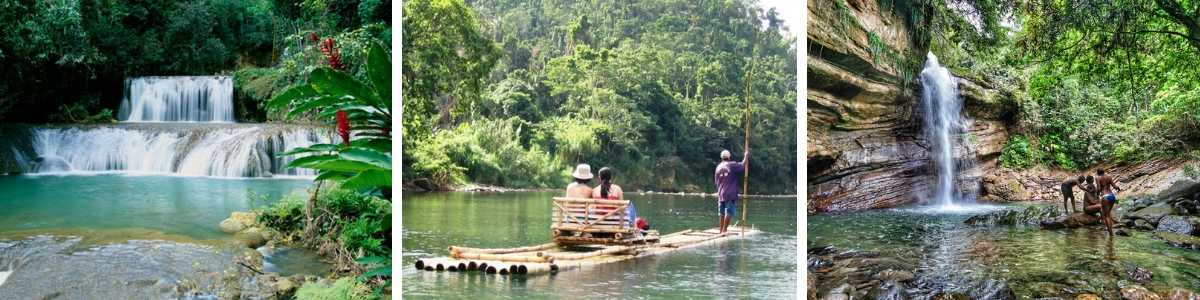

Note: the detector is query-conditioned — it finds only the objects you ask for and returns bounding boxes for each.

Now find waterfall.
[18,125,330,178]
[919,52,976,207]
[118,76,235,122]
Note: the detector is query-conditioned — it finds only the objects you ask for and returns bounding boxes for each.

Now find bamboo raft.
[414,227,761,276]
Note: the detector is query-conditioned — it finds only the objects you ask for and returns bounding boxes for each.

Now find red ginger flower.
[308,32,319,43]
[320,37,344,71]
[336,110,350,146]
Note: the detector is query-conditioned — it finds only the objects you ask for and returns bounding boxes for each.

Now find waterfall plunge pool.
[0,174,331,298]
[809,203,1200,298]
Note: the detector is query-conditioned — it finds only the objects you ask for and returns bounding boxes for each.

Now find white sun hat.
[572,164,594,180]
[720,150,732,159]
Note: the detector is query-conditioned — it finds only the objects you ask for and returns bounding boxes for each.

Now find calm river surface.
[402,191,798,299]
[0,174,323,299]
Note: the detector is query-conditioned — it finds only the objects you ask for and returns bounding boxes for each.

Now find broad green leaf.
[339,148,391,169]
[341,169,392,189]
[310,68,383,108]
[367,42,391,105]
[286,154,338,168]
[361,265,391,278]
[315,170,351,181]
[288,95,352,118]
[267,84,315,109]
[310,159,385,172]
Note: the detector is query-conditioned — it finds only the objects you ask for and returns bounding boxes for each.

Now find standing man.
[1061,175,1086,213]
[1096,169,1123,238]
[715,149,748,234]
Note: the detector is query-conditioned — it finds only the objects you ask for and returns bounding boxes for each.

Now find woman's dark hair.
[1086,175,1094,183]
[598,167,614,199]
[575,177,590,184]
[1097,169,1106,176]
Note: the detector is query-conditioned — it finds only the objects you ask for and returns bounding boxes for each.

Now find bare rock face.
[806,0,1014,213]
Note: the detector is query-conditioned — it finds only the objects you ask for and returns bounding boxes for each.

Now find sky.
[756,0,802,38]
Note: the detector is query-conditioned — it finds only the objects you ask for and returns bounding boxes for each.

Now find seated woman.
[592,167,645,231]
[565,164,593,198]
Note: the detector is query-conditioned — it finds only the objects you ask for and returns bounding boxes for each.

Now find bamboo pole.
[740,40,756,234]
[450,251,554,263]
[448,242,559,255]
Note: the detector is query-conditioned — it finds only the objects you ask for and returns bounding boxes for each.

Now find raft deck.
[414,227,761,276]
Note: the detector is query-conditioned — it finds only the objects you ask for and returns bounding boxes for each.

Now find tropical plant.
[268,41,392,191]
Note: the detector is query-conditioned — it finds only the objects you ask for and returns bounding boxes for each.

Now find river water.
[0,174,327,298]
[809,204,1200,298]
[402,191,798,299]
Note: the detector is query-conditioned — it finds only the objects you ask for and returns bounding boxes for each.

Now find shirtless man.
[1096,169,1124,237]
[1060,175,1086,213]
[1081,176,1102,216]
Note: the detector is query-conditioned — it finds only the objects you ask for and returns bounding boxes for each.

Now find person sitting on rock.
[1061,175,1086,214]
[566,164,594,198]
[1081,175,1102,216]
[1097,169,1124,237]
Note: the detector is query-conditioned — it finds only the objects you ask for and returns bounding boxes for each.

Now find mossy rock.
[1154,231,1200,250]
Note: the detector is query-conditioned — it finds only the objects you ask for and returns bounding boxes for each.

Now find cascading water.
[919,52,982,210]
[20,125,329,178]
[118,76,235,123]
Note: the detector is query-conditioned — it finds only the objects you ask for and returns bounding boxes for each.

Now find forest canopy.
[916,0,1200,170]
[0,0,391,123]
[402,0,798,194]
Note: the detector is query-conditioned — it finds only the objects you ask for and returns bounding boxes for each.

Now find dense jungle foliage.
[0,0,390,123]
[402,0,798,194]
[878,0,1200,170]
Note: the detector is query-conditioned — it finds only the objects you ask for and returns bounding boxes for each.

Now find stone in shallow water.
[964,206,1060,226]
[1156,215,1198,235]
[1128,203,1176,225]
[1121,285,1162,300]
[1165,288,1199,300]
[1154,231,1200,250]
[1040,213,1101,230]
[1076,294,1101,300]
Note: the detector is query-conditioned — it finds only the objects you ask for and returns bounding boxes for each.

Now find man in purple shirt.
[715,149,748,234]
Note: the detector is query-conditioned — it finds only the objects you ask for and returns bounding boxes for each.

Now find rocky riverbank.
[177,211,335,299]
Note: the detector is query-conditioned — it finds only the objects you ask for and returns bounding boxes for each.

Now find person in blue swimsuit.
[1096,169,1123,238]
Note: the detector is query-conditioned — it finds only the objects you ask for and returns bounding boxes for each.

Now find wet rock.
[808,274,818,300]
[1040,213,1101,230]
[1134,219,1156,230]
[824,283,855,300]
[1154,232,1200,250]
[972,279,1017,300]
[1156,216,1196,235]
[983,175,1031,202]
[966,206,1060,226]
[1117,229,1132,236]
[219,212,258,234]
[810,245,839,256]
[1127,203,1176,225]
[1124,263,1153,283]
[1165,288,1200,300]
[1076,294,1101,300]
[275,277,298,297]
[871,280,906,300]
[874,269,915,282]
[235,229,267,249]
[1121,285,1162,300]
[930,292,972,300]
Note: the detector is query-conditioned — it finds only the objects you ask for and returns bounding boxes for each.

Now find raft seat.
[552,197,658,245]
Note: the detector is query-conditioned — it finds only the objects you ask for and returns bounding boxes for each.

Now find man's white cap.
[720,150,732,159]
[572,164,594,180]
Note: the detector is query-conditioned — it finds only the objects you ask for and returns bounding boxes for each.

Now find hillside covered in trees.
[0,0,390,123]
[402,0,798,194]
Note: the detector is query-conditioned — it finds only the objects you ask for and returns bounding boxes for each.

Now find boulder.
[1155,216,1196,235]
[235,228,268,249]
[1133,219,1155,230]
[983,175,1032,202]
[1127,203,1176,225]
[1076,294,1101,300]
[966,206,1060,226]
[1165,288,1200,300]
[1121,285,1162,300]
[1040,213,1101,230]
[219,212,259,234]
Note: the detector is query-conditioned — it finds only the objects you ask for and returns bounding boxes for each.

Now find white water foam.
[0,270,9,288]
[20,126,329,178]
[118,76,234,122]
[920,52,979,208]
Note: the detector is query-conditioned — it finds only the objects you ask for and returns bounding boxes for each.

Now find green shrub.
[294,277,369,300]
[256,194,306,233]
[409,118,568,189]
[999,135,1040,169]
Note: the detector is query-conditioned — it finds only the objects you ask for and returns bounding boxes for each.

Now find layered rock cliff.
[807,0,1016,213]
